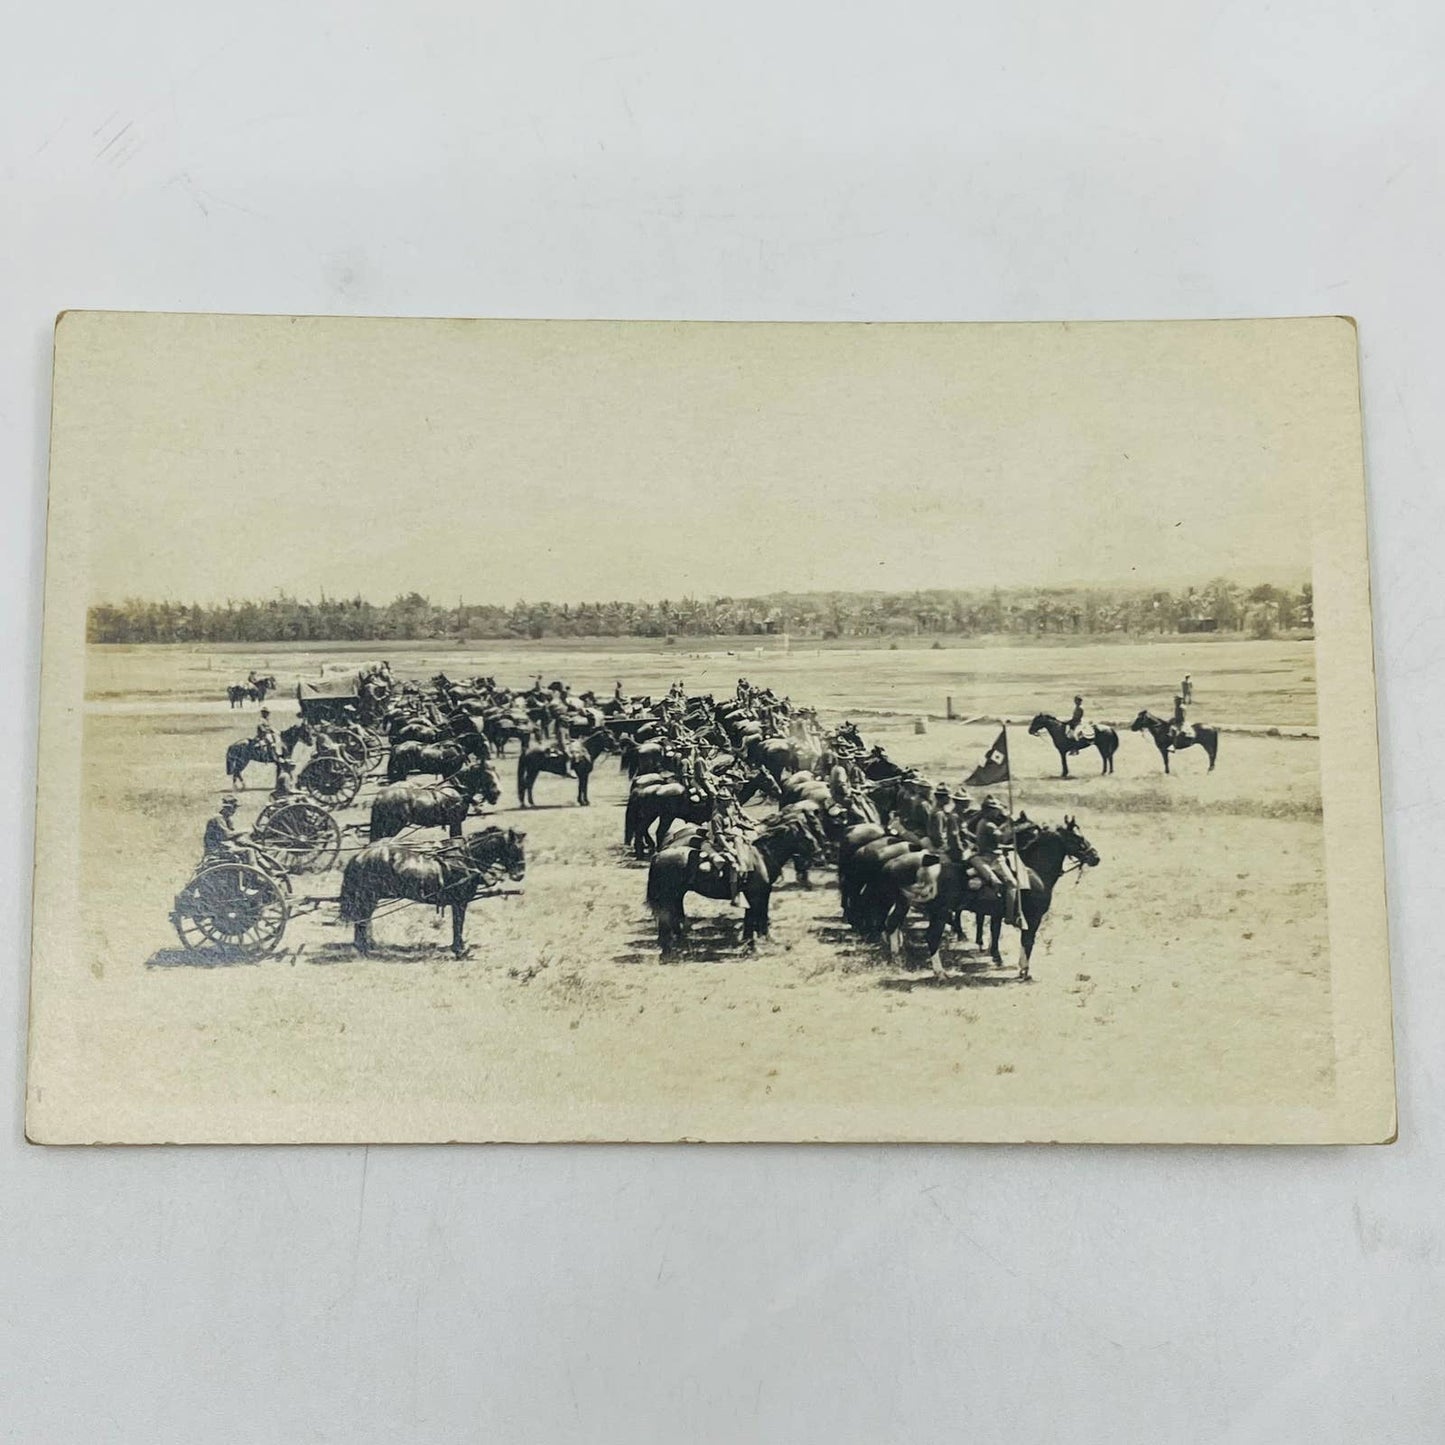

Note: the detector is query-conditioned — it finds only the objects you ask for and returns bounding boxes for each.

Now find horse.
[623,769,779,858]
[226,684,250,709]
[339,826,527,958]
[224,721,311,789]
[1130,710,1219,773]
[1028,713,1120,777]
[644,814,822,956]
[919,816,1101,980]
[516,729,618,807]
[484,713,534,756]
[368,758,503,842]
[387,737,487,783]
[749,735,801,782]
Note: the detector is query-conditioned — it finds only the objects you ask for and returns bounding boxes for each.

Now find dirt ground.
[39,638,1333,1141]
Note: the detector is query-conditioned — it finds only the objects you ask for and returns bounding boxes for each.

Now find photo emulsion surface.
[27,314,1394,1143]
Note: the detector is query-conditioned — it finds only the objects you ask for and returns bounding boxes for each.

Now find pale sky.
[55,313,1354,605]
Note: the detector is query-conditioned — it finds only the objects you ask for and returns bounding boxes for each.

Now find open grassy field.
[41,637,1332,1141]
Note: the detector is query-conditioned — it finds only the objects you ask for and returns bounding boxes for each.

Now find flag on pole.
[966,727,1010,787]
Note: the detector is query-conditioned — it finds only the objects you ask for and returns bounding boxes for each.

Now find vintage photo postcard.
[26,312,1394,1144]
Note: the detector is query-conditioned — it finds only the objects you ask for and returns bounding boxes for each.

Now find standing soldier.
[1181,673,1193,705]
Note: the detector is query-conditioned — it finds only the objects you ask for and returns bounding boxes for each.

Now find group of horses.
[208,667,1108,974]
[594,683,1103,978]
[1027,709,1220,777]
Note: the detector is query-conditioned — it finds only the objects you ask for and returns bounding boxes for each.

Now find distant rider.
[1065,695,1087,743]
[1170,693,1191,743]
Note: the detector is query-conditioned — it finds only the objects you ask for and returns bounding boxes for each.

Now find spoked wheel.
[172,862,290,957]
[328,729,369,769]
[253,800,342,873]
[299,756,362,808]
[362,728,386,771]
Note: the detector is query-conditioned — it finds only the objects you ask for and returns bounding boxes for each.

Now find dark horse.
[623,769,778,857]
[1130,710,1219,773]
[387,737,487,783]
[1028,713,1120,777]
[224,721,311,789]
[516,730,618,807]
[645,814,821,956]
[368,758,503,842]
[918,817,1101,980]
[339,826,527,958]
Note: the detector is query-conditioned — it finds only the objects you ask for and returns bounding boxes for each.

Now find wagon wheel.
[362,728,386,771]
[253,800,342,873]
[299,755,362,808]
[328,729,369,769]
[172,862,289,957]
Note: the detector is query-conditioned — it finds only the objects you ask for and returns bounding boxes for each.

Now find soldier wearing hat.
[203,796,265,874]
[927,782,965,862]
[970,794,1019,923]
[254,707,279,762]
[1065,694,1087,743]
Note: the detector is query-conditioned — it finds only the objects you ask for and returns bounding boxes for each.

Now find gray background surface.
[3,3,1440,1440]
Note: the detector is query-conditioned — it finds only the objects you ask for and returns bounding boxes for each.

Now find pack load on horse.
[645,811,821,956]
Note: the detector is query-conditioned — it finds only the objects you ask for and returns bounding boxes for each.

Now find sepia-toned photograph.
[27,311,1393,1143]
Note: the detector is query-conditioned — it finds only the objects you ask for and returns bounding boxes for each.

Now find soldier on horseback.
[254,708,279,762]
[687,748,744,898]
[969,795,1020,925]
[1065,695,1089,744]
[927,783,965,862]
[1170,693,1193,744]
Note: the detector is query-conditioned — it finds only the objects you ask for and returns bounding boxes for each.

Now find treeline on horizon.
[87,579,1313,645]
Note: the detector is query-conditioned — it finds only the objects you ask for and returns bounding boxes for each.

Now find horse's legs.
[975,911,986,949]
[925,910,948,978]
[1059,746,1070,780]
[353,919,371,955]
[451,902,468,958]
[989,914,1004,964]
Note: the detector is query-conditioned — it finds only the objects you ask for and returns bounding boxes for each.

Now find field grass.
[31,640,1337,1141]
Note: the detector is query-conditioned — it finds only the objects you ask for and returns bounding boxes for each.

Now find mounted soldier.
[254,708,279,761]
[1170,693,1193,744]
[970,794,1020,925]
[927,783,965,862]
[1064,695,1091,744]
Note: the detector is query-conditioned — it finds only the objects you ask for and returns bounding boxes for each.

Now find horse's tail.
[225,742,245,779]
[369,789,405,843]
[337,849,378,924]
[624,792,638,846]
[1203,728,1220,769]
[516,749,529,805]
